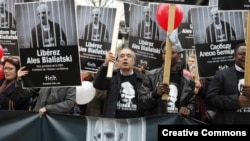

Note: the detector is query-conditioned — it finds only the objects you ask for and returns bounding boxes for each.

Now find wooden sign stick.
[162,4,176,100]
[107,1,123,78]
[245,11,250,85]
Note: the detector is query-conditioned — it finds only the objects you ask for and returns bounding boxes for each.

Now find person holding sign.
[93,47,144,118]
[15,66,76,116]
[0,56,30,111]
[206,43,250,124]
[30,3,67,48]
[138,43,195,117]
[205,6,236,43]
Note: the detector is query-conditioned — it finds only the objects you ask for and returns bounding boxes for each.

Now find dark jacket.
[206,66,246,124]
[0,79,30,110]
[15,79,75,114]
[93,65,144,118]
[138,66,196,117]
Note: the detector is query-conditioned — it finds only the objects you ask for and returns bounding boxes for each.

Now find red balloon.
[156,4,183,31]
[0,45,3,60]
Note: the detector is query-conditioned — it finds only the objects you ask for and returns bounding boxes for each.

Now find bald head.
[94,119,123,141]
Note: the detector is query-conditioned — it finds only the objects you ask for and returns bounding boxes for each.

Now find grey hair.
[117,47,136,60]
[37,3,49,13]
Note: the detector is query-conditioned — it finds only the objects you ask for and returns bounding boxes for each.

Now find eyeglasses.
[118,54,133,58]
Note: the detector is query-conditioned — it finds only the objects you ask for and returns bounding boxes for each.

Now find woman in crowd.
[0,56,31,110]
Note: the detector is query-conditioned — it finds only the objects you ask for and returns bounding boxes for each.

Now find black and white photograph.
[86,117,146,141]
[129,4,161,41]
[16,1,77,48]
[191,6,246,78]
[15,0,81,87]
[77,5,115,72]
[136,6,160,40]
[192,6,245,44]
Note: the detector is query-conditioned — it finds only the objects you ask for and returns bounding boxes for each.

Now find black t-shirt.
[116,74,142,118]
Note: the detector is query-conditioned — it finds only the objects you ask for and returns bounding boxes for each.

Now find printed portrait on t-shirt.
[117,82,137,111]
[167,84,178,113]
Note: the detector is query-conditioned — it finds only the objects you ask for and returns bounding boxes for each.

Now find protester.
[93,47,144,118]
[189,64,207,122]
[77,71,106,116]
[206,43,250,124]
[0,56,30,110]
[186,54,196,71]
[85,89,106,116]
[16,66,76,115]
[138,42,196,117]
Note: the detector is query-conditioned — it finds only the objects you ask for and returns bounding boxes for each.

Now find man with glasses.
[30,3,67,48]
[93,47,144,118]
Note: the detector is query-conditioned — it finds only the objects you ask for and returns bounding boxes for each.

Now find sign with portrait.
[15,0,81,87]
[77,5,116,72]
[128,3,164,70]
[191,6,246,78]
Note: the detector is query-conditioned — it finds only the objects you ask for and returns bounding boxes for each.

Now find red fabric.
[183,69,193,79]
